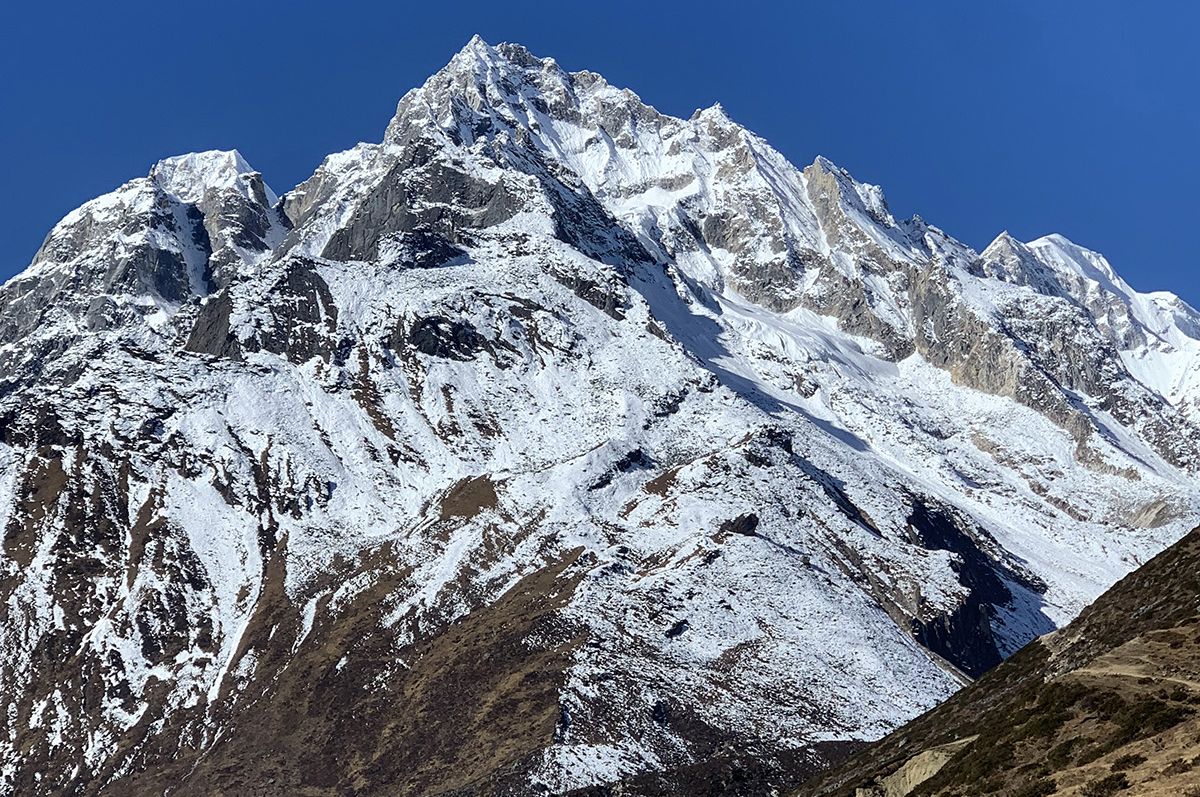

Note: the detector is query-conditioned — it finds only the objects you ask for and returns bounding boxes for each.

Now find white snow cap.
[981,230,1022,253]
[1025,233,1128,292]
[694,102,733,123]
[444,34,503,73]
[150,149,276,205]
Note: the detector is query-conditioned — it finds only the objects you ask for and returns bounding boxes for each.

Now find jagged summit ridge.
[367,38,1200,441]
[0,35,1198,797]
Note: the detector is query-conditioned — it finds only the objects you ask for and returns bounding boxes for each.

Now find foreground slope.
[804,525,1200,797]
[1,37,1198,796]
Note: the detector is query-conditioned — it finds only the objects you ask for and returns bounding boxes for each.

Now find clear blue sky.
[3,0,1196,304]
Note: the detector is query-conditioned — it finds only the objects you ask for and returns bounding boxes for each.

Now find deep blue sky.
[3,1,1196,304]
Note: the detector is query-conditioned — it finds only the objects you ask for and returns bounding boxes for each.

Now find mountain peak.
[441,35,546,77]
[1025,232,1129,295]
[806,155,898,228]
[1030,231,1076,247]
[385,36,594,151]
[695,101,732,122]
[150,149,275,205]
[981,230,1027,255]
[810,154,841,172]
[448,33,495,66]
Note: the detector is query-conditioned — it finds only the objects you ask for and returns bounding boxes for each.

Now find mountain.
[1,36,1198,796]
[803,524,1200,797]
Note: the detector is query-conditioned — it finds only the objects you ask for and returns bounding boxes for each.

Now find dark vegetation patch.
[1162,756,1198,775]
[910,685,1193,794]
[1012,778,1056,797]
[1080,772,1129,797]
[1109,753,1145,772]
[109,549,590,797]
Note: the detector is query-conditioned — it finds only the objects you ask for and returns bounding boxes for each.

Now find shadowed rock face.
[253,260,341,364]
[405,316,491,361]
[322,151,523,263]
[377,229,469,270]
[904,501,1012,678]
[185,259,340,364]
[1,36,1199,797]
[185,289,242,359]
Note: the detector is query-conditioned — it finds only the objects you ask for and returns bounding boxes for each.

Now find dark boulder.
[404,316,490,361]
[720,513,760,537]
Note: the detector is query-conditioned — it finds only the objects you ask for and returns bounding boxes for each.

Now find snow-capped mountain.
[1,36,1198,796]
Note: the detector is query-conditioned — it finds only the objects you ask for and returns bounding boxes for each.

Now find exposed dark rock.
[903,498,1019,677]
[589,448,656,490]
[378,229,469,269]
[720,514,760,538]
[252,260,340,364]
[403,316,490,361]
[906,499,1012,606]
[321,150,522,262]
[910,600,1001,679]
[550,269,629,320]
[614,448,654,473]
[665,619,690,638]
[184,289,241,359]
[805,465,879,536]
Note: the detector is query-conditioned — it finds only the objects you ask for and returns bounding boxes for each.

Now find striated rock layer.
[1,36,1199,796]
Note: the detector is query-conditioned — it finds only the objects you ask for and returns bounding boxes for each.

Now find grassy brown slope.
[106,547,589,797]
[801,527,1200,797]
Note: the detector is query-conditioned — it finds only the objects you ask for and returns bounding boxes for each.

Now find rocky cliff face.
[1,36,1198,797]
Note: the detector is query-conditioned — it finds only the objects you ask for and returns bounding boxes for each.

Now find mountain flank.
[803,526,1200,797]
